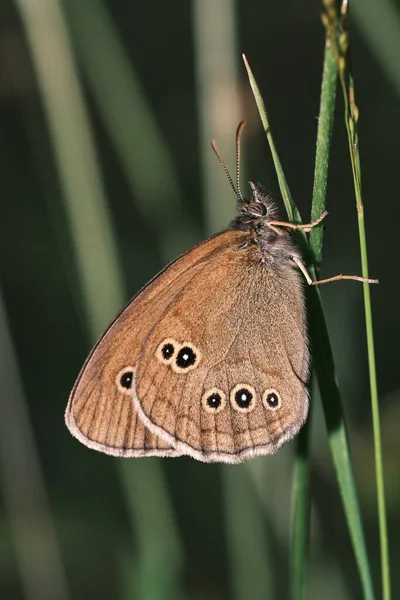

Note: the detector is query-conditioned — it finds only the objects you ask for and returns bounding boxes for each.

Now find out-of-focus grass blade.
[223,466,272,600]
[16,1,184,598]
[324,2,390,599]
[193,0,243,232]
[193,3,273,598]
[352,0,400,97]
[243,54,375,600]
[119,460,184,600]
[0,288,70,600]
[64,0,199,261]
[17,0,123,337]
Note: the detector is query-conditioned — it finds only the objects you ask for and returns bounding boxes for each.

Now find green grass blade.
[16,1,184,598]
[289,409,312,600]
[290,41,337,600]
[242,54,298,224]
[309,45,338,265]
[307,294,375,600]
[324,2,391,598]
[243,54,375,600]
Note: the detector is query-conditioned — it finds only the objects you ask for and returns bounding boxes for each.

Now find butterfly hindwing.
[134,235,310,463]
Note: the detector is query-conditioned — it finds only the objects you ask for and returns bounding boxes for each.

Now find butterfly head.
[243,181,280,221]
[212,123,299,259]
[229,180,301,263]
[231,181,280,232]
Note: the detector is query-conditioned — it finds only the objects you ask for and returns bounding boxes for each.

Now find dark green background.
[0,1,398,599]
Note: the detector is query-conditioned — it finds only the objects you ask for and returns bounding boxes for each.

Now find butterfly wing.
[65,232,238,456]
[133,237,310,463]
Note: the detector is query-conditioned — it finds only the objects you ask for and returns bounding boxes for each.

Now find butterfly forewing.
[65,232,238,457]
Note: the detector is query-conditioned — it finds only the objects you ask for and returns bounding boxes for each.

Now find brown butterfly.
[65,122,377,463]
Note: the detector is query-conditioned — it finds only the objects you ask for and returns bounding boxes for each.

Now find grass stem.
[323,2,391,598]
[244,51,375,600]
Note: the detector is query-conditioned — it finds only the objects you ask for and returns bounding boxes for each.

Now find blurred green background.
[0,1,398,599]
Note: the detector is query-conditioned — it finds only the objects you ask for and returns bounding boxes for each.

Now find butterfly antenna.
[235,120,246,202]
[211,139,239,199]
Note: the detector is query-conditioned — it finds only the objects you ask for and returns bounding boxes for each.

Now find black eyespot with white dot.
[115,366,135,395]
[208,393,221,408]
[230,384,256,413]
[235,388,252,408]
[161,343,174,360]
[202,388,226,414]
[172,342,201,373]
[156,338,178,365]
[263,389,281,411]
[176,346,196,368]
[120,372,133,389]
[266,393,279,407]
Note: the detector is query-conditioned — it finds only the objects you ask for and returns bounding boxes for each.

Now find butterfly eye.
[156,338,179,365]
[230,384,256,413]
[263,389,281,411]
[247,201,267,217]
[172,342,201,373]
[202,388,226,414]
[115,367,135,395]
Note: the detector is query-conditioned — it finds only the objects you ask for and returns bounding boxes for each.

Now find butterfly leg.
[268,211,328,233]
[291,255,379,285]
